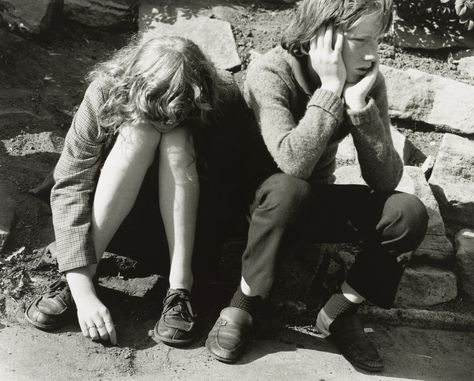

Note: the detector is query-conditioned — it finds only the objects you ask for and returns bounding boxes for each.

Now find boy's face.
[341,11,384,84]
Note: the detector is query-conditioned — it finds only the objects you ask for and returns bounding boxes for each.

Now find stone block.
[2,132,64,157]
[393,4,474,49]
[394,265,457,307]
[455,229,474,300]
[139,2,241,71]
[336,126,412,166]
[64,0,135,29]
[429,134,474,228]
[0,182,15,253]
[380,65,474,135]
[335,165,453,261]
[98,275,161,298]
[0,0,62,34]
[458,56,474,77]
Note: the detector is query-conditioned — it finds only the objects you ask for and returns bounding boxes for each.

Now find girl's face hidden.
[341,12,384,84]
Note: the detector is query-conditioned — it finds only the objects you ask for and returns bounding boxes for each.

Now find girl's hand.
[309,25,346,97]
[76,294,117,345]
[343,60,379,111]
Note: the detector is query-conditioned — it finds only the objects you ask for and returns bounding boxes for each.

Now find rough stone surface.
[395,264,457,307]
[429,133,474,229]
[139,1,241,71]
[380,65,474,135]
[334,165,453,261]
[458,56,474,77]
[64,0,135,29]
[0,0,62,34]
[336,126,412,166]
[98,274,161,298]
[455,229,474,300]
[393,6,474,49]
[2,131,64,156]
[0,182,15,253]
[453,48,474,60]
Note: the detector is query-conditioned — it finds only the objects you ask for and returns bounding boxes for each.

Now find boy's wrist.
[344,96,367,111]
[320,81,344,97]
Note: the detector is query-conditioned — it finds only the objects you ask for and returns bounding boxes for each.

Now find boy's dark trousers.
[241,172,429,308]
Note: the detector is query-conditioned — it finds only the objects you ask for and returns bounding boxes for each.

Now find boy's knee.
[256,173,312,221]
[384,192,429,251]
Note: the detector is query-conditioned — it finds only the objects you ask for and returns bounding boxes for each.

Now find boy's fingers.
[334,32,344,52]
[316,26,325,49]
[324,24,333,50]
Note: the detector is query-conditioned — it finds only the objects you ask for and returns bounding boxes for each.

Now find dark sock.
[229,287,262,316]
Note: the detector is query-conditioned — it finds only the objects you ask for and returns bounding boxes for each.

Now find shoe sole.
[152,331,195,347]
[205,339,240,364]
[24,309,64,331]
[347,358,384,373]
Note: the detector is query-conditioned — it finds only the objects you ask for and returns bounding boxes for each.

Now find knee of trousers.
[255,173,312,226]
[380,192,429,254]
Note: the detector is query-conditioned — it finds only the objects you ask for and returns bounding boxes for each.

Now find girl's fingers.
[79,319,89,337]
[88,326,100,341]
[324,24,333,51]
[334,31,344,53]
[106,321,118,345]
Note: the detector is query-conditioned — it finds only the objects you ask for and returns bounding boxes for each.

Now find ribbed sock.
[316,281,364,337]
[230,286,262,317]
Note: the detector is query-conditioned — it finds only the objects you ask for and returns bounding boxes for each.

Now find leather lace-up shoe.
[329,312,384,372]
[25,278,75,331]
[154,288,196,346]
[205,307,253,363]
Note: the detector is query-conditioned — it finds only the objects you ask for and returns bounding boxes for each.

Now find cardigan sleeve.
[346,72,403,192]
[244,58,344,179]
[51,81,108,273]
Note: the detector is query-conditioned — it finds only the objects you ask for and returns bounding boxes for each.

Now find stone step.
[139,1,241,71]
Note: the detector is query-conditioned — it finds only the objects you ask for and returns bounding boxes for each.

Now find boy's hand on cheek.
[343,60,379,111]
[309,25,346,97]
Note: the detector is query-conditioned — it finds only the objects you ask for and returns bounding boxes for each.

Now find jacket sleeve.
[346,72,403,192]
[51,81,108,273]
[244,60,344,179]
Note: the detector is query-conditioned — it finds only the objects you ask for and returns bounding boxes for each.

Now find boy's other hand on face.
[343,59,379,111]
[309,25,346,97]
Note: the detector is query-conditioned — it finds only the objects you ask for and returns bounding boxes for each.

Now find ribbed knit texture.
[230,287,262,316]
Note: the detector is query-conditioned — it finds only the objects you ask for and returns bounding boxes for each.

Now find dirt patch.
[0,0,472,339]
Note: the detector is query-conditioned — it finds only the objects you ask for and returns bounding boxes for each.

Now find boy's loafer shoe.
[205,307,253,363]
[329,312,384,372]
[154,288,196,346]
[25,278,75,331]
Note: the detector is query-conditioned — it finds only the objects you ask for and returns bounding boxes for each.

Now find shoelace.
[45,279,71,303]
[162,291,196,322]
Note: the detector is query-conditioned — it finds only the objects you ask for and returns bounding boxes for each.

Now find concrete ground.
[1,318,473,381]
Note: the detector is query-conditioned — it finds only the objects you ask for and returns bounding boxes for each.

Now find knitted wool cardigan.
[243,46,403,191]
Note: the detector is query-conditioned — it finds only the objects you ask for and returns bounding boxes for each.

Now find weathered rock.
[455,229,474,300]
[458,56,474,77]
[336,126,412,166]
[395,265,457,307]
[0,0,62,34]
[99,275,161,298]
[0,182,15,253]
[139,2,241,71]
[393,4,474,49]
[64,0,135,29]
[429,134,474,228]
[335,165,453,261]
[2,132,64,156]
[453,49,474,60]
[380,65,474,135]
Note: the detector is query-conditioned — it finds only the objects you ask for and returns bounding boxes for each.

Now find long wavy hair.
[282,0,393,57]
[88,32,221,134]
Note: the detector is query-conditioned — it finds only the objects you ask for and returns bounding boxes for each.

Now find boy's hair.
[88,32,221,134]
[282,0,393,56]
